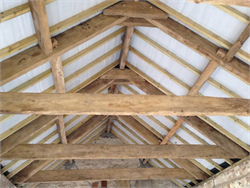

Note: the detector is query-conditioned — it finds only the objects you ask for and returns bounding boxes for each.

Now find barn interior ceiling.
[0,0,249,188]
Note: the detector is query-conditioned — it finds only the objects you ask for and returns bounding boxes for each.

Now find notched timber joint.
[52,38,58,48]
[216,48,227,58]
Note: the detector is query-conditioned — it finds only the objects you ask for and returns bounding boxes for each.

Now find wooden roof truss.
[0,0,249,188]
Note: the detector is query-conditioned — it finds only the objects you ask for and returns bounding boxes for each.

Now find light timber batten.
[214,5,250,24]
[1,144,242,160]
[0,0,56,23]
[188,0,250,7]
[0,93,249,116]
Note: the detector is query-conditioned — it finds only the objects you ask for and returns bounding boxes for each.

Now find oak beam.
[0,14,128,86]
[133,80,165,95]
[29,0,67,146]
[1,93,249,116]
[78,79,114,94]
[188,0,250,7]
[2,144,240,160]
[103,1,169,19]
[120,18,155,27]
[223,23,250,62]
[188,61,220,96]
[106,85,119,134]
[50,56,65,93]
[28,0,53,54]
[50,56,67,144]
[24,168,195,183]
[55,116,67,144]
[120,27,135,69]
[106,115,115,135]
[145,18,250,84]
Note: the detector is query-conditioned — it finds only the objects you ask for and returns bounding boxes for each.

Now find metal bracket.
[139,159,153,168]
[64,159,78,170]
